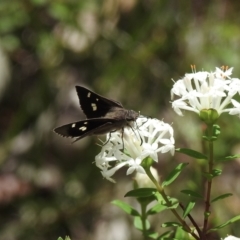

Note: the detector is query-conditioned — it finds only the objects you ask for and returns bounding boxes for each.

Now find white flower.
[171,67,240,117]
[95,117,175,182]
[229,99,240,118]
[222,235,240,240]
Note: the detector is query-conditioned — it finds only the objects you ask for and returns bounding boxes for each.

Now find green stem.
[140,202,148,239]
[179,203,202,237]
[202,124,214,238]
[145,167,200,240]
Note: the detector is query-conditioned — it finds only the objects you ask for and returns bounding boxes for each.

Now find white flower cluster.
[171,67,240,117]
[95,117,175,182]
[222,236,240,240]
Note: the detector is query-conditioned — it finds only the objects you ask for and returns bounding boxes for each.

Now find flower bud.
[199,109,219,125]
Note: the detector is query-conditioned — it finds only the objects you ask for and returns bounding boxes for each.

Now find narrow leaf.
[175,227,191,239]
[157,230,173,239]
[154,192,165,202]
[202,169,222,180]
[147,203,168,215]
[125,188,157,198]
[111,200,140,216]
[211,193,233,203]
[158,238,179,240]
[162,163,188,187]
[57,237,71,240]
[161,197,179,209]
[183,201,195,218]
[181,190,203,199]
[212,169,222,176]
[134,216,150,230]
[176,148,207,160]
[208,215,240,232]
[144,230,159,239]
[218,154,240,162]
[213,124,221,135]
[162,222,182,228]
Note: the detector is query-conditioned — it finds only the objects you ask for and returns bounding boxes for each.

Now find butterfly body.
[54,86,139,142]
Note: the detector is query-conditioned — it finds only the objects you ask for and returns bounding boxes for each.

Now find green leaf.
[162,222,182,228]
[125,188,157,198]
[203,169,222,180]
[213,124,221,136]
[218,154,240,162]
[154,192,165,202]
[176,148,207,160]
[111,200,140,216]
[202,124,221,142]
[161,197,179,209]
[134,216,151,230]
[212,169,222,176]
[57,237,71,240]
[147,203,168,215]
[211,193,233,203]
[174,227,191,239]
[181,190,203,199]
[144,230,159,239]
[162,163,188,187]
[208,215,240,232]
[183,201,195,218]
[137,195,157,205]
[158,238,179,240]
[157,230,174,239]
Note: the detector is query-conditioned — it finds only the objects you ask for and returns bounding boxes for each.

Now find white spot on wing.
[79,126,87,131]
[91,103,97,111]
[72,123,76,128]
[96,98,99,101]
[84,122,88,124]
[87,92,91,98]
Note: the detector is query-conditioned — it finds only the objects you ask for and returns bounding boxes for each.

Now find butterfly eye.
[126,110,138,120]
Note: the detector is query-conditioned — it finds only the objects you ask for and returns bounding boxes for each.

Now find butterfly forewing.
[75,86,123,119]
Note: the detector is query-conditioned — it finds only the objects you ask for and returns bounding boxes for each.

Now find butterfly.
[53,86,140,142]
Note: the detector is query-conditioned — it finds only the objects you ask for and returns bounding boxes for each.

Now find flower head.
[171,67,240,120]
[95,117,175,182]
[222,236,240,240]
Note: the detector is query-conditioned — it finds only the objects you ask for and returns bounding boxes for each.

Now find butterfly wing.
[53,118,124,141]
[75,86,123,118]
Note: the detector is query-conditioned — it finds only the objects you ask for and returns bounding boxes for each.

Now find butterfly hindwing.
[75,86,123,118]
[54,118,120,140]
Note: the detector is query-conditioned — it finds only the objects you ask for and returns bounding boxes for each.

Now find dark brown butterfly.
[54,86,139,142]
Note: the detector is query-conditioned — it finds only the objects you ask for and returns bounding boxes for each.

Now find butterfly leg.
[103,133,112,146]
[104,129,125,150]
[126,122,143,146]
[120,128,125,150]
[102,129,119,146]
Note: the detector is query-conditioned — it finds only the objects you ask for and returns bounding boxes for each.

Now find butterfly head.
[126,110,139,121]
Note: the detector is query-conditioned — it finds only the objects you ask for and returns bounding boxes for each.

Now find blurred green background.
[1,0,240,239]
